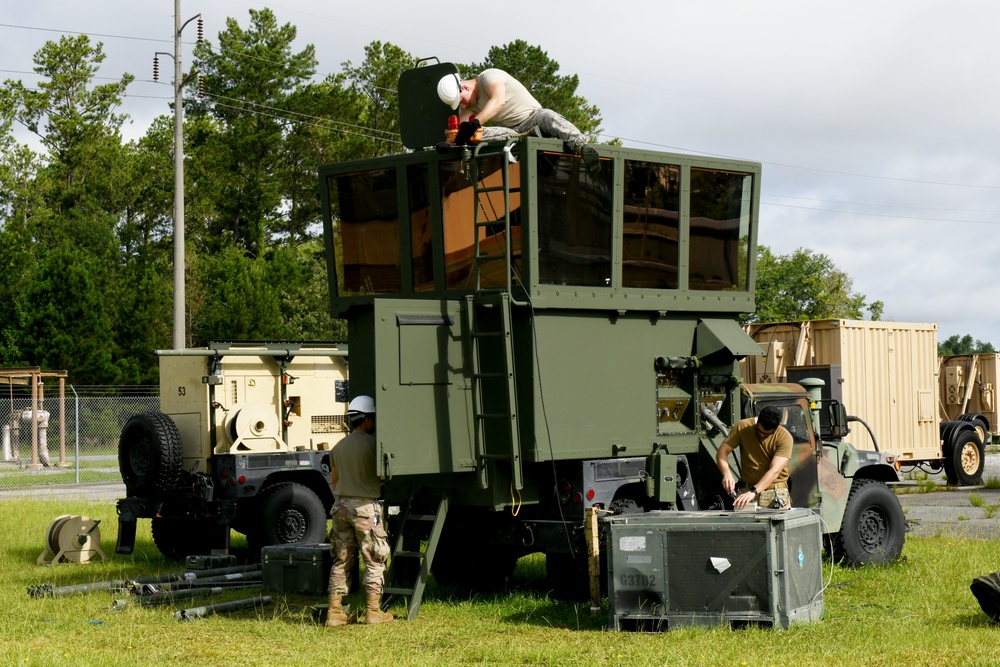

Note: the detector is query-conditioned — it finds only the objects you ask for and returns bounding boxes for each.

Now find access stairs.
[381,494,448,620]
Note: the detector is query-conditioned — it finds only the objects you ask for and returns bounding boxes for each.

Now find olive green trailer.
[321,136,763,604]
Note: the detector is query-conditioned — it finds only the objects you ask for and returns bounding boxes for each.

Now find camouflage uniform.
[756,486,792,510]
[328,497,390,596]
[481,110,587,152]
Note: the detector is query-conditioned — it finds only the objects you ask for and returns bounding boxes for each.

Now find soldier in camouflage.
[326,395,393,626]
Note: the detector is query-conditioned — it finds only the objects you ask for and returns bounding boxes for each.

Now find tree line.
[0,9,892,385]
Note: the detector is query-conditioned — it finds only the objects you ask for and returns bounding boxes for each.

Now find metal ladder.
[462,140,525,492]
[470,139,523,297]
[381,494,448,620]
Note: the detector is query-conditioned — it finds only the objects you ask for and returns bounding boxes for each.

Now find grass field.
[5,497,1000,667]
[0,456,120,487]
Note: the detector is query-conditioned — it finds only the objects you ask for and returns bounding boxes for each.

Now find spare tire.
[119,412,183,497]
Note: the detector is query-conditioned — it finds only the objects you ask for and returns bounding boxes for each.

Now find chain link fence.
[0,386,159,489]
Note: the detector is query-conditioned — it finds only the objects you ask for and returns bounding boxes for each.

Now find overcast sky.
[3,1,999,346]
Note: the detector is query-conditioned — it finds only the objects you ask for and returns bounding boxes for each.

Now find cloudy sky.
[3,1,999,346]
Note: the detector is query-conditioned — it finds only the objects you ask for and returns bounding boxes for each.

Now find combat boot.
[365,592,394,624]
[326,593,349,627]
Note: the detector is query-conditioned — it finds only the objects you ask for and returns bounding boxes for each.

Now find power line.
[601,132,1000,191]
[763,192,1000,215]
[0,22,174,45]
[760,201,1000,226]
[209,99,401,146]
[205,91,400,140]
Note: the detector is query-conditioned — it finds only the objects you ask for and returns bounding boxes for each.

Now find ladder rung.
[475,253,505,261]
[476,185,509,193]
[473,372,506,379]
[471,331,503,339]
[475,413,509,419]
[394,550,425,559]
[475,220,509,228]
[406,514,438,521]
[382,586,414,596]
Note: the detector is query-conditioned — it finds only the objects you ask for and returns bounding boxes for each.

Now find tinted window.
[441,158,522,290]
[689,169,752,291]
[536,153,613,286]
[329,169,401,295]
[407,164,435,292]
[622,162,680,289]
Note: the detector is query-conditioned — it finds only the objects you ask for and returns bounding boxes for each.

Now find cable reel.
[37,515,108,565]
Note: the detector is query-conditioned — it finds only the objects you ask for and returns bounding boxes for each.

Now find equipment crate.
[606,508,823,630]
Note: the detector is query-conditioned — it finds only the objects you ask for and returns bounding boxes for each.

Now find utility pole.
[155,2,202,350]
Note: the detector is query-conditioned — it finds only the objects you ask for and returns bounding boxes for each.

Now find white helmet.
[437,73,461,109]
[347,395,376,419]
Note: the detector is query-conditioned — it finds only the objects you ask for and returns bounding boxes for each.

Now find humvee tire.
[257,482,327,546]
[833,478,905,567]
[151,511,229,561]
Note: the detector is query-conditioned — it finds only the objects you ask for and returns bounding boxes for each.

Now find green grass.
[0,457,120,486]
[5,498,1000,666]
[895,469,943,494]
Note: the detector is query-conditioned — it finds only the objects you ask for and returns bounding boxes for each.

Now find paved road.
[891,453,1000,539]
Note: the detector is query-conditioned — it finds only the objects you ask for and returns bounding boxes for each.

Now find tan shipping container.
[744,320,940,464]
[939,353,1000,438]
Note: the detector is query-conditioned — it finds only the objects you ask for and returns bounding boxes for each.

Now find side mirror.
[822,401,850,439]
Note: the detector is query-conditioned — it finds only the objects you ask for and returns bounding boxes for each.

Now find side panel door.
[373,298,475,477]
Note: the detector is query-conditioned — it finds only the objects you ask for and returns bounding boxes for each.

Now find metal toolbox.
[261,543,332,596]
[606,508,824,630]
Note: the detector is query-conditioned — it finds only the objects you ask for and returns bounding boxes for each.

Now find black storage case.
[262,543,332,596]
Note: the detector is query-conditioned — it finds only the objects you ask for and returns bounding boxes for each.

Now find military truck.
[745,319,986,485]
[308,61,905,610]
[115,343,349,558]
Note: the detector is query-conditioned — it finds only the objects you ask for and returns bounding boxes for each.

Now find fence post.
[70,385,79,484]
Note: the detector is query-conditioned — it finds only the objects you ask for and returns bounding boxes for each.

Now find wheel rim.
[130,437,151,476]
[961,442,981,475]
[276,507,308,542]
[858,505,889,554]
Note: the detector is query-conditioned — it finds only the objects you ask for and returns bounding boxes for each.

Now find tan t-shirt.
[470,69,541,128]
[723,417,793,487]
[331,429,380,498]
